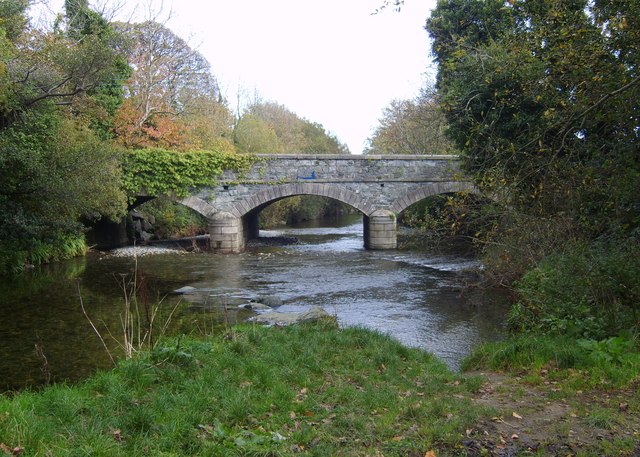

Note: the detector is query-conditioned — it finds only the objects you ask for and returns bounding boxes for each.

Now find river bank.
[0,215,509,391]
[1,323,638,456]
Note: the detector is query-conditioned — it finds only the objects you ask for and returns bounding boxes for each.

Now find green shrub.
[509,240,640,339]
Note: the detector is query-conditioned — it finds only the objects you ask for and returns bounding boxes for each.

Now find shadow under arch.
[390,181,478,214]
[228,182,372,218]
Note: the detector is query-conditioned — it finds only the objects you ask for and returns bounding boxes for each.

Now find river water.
[0,215,508,391]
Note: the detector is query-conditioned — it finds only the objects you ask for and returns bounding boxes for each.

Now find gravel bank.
[106,246,190,258]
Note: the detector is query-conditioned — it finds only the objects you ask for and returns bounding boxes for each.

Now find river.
[0,215,508,392]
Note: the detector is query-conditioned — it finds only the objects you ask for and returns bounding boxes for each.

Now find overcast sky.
[34,0,438,154]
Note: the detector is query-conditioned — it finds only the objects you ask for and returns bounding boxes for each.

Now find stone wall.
[218,154,462,184]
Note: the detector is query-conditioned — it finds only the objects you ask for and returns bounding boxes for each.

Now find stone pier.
[364,209,397,250]
[208,212,245,253]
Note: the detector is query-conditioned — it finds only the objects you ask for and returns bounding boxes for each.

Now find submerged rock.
[255,295,284,307]
[238,302,272,310]
[250,306,335,326]
[173,286,198,295]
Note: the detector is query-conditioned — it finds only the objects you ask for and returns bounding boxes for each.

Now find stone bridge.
[174,154,474,252]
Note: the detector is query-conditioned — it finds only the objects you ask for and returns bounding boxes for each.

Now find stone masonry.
[176,154,475,252]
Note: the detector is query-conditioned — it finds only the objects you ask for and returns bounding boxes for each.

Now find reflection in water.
[0,214,508,391]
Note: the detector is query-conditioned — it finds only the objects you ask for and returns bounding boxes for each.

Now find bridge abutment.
[364,209,397,250]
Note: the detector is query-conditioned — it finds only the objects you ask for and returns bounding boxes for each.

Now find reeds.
[79,254,181,363]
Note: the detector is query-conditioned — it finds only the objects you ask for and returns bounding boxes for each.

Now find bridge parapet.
[218,154,463,184]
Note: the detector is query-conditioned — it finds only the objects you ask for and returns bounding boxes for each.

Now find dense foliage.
[426,0,640,336]
[510,241,640,339]
[121,148,256,199]
[427,0,639,235]
[0,0,128,273]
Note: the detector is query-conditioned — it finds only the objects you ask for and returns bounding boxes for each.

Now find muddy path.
[464,372,640,456]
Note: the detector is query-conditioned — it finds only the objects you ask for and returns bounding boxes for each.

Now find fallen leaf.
[300,387,308,395]
[392,435,403,441]
[424,451,437,457]
[512,412,523,419]
[511,434,519,440]
[289,411,296,420]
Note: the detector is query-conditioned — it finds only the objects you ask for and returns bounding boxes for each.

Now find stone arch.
[129,195,217,218]
[178,196,217,218]
[229,183,372,218]
[390,181,478,214]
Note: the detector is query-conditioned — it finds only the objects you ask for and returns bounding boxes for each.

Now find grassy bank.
[0,321,486,456]
[2,322,639,456]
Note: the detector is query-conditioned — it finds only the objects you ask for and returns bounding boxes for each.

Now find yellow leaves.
[618,16,628,30]
[425,451,437,457]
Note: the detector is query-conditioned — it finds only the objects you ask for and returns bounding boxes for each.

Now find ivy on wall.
[121,149,257,198]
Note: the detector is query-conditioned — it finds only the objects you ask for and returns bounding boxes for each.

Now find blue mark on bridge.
[297,170,317,180]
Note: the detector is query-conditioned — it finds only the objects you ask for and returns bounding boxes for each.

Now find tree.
[0,1,127,273]
[241,101,348,154]
[113,20,232,150]
[426,0,640,235]
[234,114,282,153]
[365,86,456,155]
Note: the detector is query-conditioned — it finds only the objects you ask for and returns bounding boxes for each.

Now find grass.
[0,321,488,456]
[463,334,640,389]
[4,321,639,456]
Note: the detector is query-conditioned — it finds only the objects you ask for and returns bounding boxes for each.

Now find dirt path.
[463,372,640,456]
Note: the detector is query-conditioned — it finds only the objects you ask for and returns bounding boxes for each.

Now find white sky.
[33,0,438,154]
